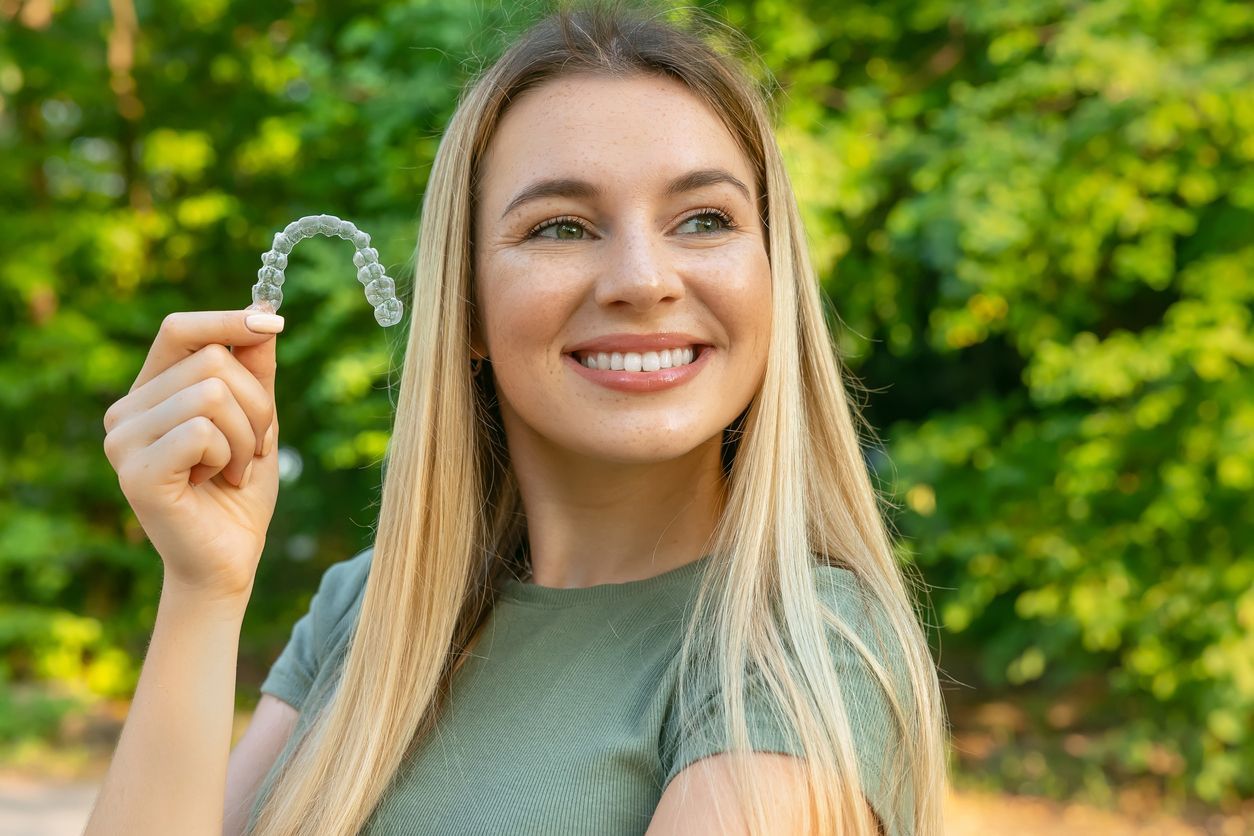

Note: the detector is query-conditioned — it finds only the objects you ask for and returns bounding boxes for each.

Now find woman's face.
[472,72,772,465]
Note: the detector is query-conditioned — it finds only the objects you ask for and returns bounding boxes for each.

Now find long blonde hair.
[249,2,949,833]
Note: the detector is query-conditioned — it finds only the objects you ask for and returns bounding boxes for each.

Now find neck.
[507,432,726,590]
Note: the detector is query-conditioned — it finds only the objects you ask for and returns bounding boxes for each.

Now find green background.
[2,0,1250,815]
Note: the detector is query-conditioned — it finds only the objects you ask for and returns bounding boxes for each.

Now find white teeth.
[578,346,699,371]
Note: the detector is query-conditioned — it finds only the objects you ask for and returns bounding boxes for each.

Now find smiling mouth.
[566,345,708,370]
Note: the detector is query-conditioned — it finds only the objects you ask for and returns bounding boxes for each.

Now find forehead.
[478,73,752,201]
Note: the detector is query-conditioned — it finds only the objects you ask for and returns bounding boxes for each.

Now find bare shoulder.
[647,751,801,835]
[648,751,884,836]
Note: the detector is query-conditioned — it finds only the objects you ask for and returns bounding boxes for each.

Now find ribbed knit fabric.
[247,548,913,835]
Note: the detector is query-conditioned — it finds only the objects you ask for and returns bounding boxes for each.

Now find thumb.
[231,306,282,402]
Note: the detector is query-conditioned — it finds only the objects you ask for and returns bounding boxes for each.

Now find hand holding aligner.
[249,215,404,327]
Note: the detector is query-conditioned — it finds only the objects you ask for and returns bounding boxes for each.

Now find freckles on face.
[469,72,772,458]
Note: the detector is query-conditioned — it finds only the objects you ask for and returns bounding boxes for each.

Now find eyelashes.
[524,206,738,240]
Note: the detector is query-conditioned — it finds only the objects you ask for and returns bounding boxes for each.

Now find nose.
[593,219,685,311]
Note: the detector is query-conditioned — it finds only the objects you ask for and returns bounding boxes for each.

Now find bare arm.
[647,752,885,835]
[84,581,249,836]
[222,694,299,836]
[91,308,290,833]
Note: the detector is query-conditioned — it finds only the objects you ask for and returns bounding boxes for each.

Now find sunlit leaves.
[746,0,1254,801]
[140,128,216,180]
[234,115,301,176]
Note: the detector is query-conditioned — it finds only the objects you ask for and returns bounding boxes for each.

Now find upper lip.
[565,332,711,355]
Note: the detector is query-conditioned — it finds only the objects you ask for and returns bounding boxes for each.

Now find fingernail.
[246,313,285,334]
[239,461,254,488]
[262,425,275,457]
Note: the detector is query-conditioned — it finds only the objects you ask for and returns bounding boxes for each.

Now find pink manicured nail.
[246,313,285,334]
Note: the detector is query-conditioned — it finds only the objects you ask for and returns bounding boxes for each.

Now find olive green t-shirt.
[247,548,913,834]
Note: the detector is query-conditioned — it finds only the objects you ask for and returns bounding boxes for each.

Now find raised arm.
[84,585,249,835]
[90,309,285,833]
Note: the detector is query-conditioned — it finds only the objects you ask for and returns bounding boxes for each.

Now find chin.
[555,425,718,464]
[505,399,732,463]
[584,447,703,466]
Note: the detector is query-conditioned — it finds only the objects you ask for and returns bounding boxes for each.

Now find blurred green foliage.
[1,0,1249,811]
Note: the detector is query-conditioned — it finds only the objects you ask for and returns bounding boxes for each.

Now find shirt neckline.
[498,553,714,608]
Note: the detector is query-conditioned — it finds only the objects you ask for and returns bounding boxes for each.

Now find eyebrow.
[499,167,753,220]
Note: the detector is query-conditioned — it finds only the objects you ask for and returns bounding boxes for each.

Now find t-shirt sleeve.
[259,547,374,712]
[659,566,913,836]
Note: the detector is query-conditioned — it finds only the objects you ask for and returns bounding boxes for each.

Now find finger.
[106,343,273,458]
[239,412,281,485]
[259,411,279,459]
[119,414,231,494]
[130,309,283,400]
[230,305,281,408]
[114,377,258,486]
[189,429,233,486]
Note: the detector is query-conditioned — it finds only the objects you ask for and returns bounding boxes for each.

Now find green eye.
[676,209,735,235]
[529,217,587,239]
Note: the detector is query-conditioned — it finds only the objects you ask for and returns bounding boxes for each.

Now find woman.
[90,2,949,834]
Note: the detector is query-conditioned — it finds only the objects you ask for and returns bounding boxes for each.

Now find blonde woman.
[89,2,949,834]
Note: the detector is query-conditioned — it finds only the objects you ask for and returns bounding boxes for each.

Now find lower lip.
[563,347,713,393]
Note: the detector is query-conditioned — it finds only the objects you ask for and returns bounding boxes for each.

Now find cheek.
[695,245,772,342]
[476,251,583,355]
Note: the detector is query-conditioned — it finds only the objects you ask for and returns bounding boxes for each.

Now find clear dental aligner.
[248,214,404,327]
